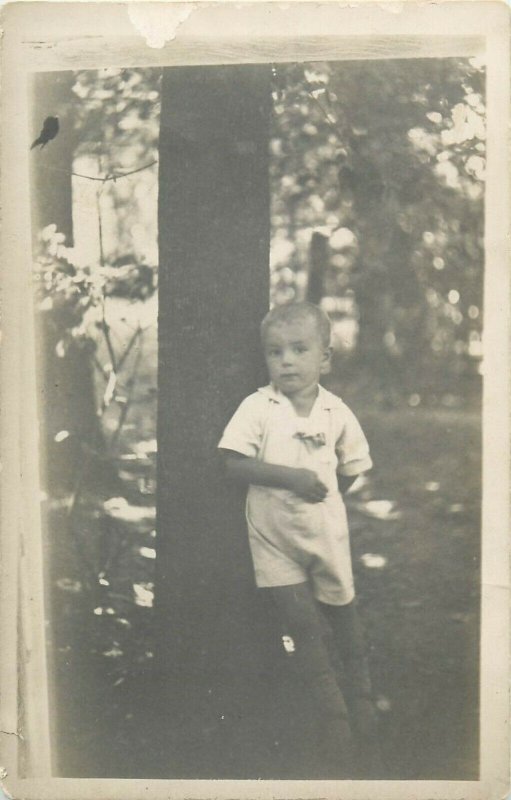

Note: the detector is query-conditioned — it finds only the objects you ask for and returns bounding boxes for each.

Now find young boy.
[218,302,378,776]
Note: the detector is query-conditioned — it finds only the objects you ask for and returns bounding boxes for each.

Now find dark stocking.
[267,583,355,776]
[319,600,383,775]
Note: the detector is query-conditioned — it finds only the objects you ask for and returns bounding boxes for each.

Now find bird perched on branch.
[31,116,59,150]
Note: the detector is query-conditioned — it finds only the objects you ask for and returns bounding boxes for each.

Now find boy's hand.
[289,469,328,503]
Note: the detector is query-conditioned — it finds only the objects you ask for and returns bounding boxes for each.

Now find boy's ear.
[320,345,333,375]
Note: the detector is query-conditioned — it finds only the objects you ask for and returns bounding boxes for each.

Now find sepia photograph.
[0,3,509,799]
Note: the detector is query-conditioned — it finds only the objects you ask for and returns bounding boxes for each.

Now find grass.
[351,406,480,779]
[43,314,481,779]
[47,404,480,780]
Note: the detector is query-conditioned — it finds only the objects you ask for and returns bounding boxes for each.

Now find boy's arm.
[335,404,372,495]
[221,450,328,503]
[337,474,358,495]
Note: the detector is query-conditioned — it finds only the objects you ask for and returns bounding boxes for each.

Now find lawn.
[350,405,480,779]
[46,381,480,780]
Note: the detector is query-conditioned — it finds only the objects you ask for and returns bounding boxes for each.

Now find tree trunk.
[29,71,75,247]
[307,231,328,304]
[156,66,287,773]
[30,72,100,491]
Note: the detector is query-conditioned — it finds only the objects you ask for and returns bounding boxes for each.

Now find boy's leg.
[319,600,383,774]
[320,601,372,695]
[267,582,354,776]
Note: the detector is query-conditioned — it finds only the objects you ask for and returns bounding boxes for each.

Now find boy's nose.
[281,350,295,365]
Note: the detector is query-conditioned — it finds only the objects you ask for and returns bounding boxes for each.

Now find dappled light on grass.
[103,646,124,659]
[134,438,157,457]
[355,499,402,522]
[360,553,388,569]
[375,696,392,713]
[56,577,82,593]
[94,607,116,616]
[138,547,156,560]
[133,582,154,608]
[103,496,156,524]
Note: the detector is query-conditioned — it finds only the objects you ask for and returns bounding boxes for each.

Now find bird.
[30,116,59,150]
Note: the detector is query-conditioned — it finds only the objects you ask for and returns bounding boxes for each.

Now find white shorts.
[245,485,355,606]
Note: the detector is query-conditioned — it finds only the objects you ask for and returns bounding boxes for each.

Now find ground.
[44,379,480,780]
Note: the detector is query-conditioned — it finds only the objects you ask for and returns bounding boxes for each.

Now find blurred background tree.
[269,58,485,408]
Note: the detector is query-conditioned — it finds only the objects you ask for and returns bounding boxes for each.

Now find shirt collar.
[257,383,341,411]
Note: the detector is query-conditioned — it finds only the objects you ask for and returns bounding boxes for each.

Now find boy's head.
[260,302,332,396]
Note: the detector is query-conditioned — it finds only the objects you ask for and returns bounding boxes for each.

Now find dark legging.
[268,583,352,720]
[265,582,378,774]
[266,583,357,771]
[319,598,373,698]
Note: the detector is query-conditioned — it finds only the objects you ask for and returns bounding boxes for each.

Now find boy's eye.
[267,349,280,357]
[294,345,307,353]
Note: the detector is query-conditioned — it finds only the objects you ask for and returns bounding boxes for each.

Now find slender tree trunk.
[307,231,328,304]
[30,72,100,491]
[29,71,75,247]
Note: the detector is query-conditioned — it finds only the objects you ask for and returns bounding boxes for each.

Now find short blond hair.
[261,302,331,348]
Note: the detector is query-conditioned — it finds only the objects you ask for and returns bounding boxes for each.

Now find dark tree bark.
[156,65,276,707]
[307,231,328,304]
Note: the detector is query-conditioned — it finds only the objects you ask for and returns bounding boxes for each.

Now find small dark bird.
[30,116,59,150]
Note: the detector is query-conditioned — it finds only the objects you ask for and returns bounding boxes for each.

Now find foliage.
[43,60,486,403]
[71,67,161,157]
[33,68,161,613]
[269,58,485,403]
[35,222,157,596]
[34,223,157,358]
[70,67,161,265]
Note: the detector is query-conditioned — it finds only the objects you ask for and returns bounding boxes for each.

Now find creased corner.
[0,769,13,800]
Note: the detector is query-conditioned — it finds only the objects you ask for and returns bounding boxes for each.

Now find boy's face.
[263,316,331,397]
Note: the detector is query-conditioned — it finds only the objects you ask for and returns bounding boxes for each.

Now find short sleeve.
[335,405,373,476]
[217,394,265,458]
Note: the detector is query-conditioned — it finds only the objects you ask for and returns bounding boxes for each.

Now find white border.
[1,2,509,798]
